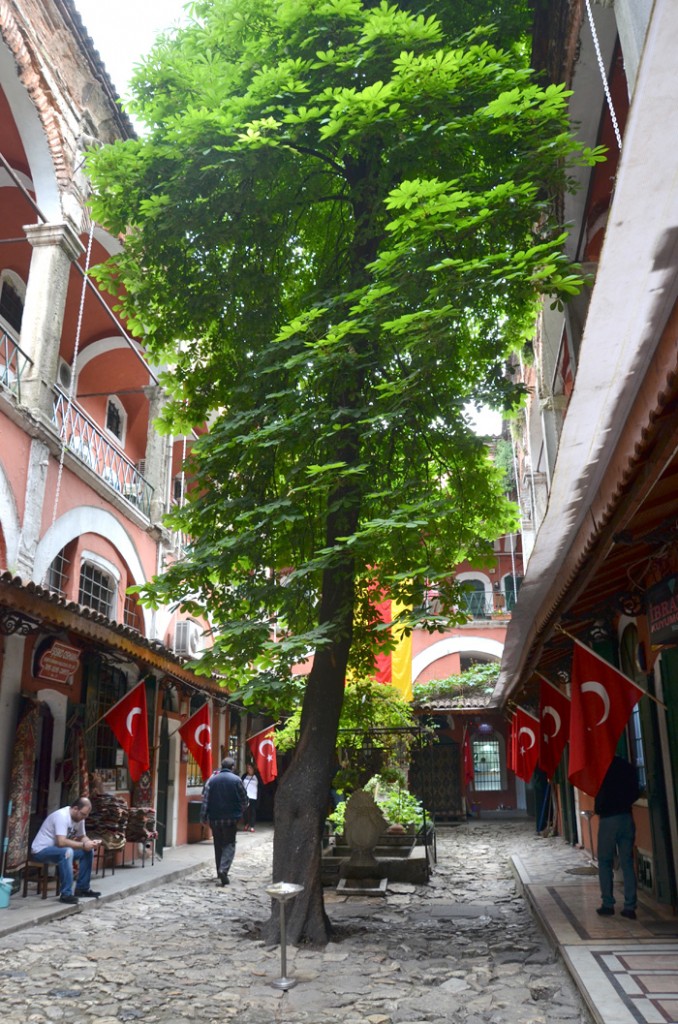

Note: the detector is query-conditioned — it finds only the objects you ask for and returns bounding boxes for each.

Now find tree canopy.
[88,0,600,943]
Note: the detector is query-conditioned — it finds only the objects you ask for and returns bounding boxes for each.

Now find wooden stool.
[22,859,60,899]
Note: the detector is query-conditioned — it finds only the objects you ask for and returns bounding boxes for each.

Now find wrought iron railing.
[461,588,519,619]
[0,328,33,401]
[52,387,154,517]
[461,591,494,618]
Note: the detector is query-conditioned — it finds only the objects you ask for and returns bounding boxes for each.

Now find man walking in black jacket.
[201,757,249,885]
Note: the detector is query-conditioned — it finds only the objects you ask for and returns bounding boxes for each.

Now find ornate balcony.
[0,328,33,401]
[52,387,154,517]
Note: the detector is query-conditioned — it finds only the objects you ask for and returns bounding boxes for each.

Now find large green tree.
[89,0,597,943]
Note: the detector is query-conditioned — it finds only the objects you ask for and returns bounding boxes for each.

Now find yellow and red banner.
[373,598,412,701]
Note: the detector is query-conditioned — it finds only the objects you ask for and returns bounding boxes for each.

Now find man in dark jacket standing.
[201,757,248,885]
[594,755,641,919]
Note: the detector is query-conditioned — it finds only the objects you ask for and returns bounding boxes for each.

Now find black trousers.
[210,819,238,877]
[244,799,257,829]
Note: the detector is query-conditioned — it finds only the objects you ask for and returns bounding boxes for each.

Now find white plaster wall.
[0,460,21,567]
[37,686,69,810]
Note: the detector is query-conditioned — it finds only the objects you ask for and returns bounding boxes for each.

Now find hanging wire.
[584,0,623,152]
[49,215,96,534]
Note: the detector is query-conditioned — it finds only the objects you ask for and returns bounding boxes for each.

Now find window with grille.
[107,399,121,437]
[79,562,115,617]
[47,549,70,597]
[123,593,143,630]
[472,736,505,791]
[186,750,203,788]
[0,279,24,333]
[186,695,207,788]
[83,658,128,771]
[461,579,488,619]
[620,624,647,789]
[504,574,523,612]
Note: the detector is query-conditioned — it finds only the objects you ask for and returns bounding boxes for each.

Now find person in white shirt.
[31,797,102,904]
[241,764,259,832]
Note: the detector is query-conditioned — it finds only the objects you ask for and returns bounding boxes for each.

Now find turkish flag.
[463,729,474,786]
[568,643,644,796]
[507,714,516,773]
[104,681,150,782]
[513,706,540,782]
[178,704,213,784]
[247,729,278,785]
[538,677,571,780]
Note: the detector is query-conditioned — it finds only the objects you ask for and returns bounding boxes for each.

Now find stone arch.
[33,506,152,634]
[0,459,21,567]
[412,636,504,685]
[75,336,147,376]
[0,29,63,218]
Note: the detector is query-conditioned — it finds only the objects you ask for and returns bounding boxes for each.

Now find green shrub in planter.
[365,775,425,831]
[326,775,426,834]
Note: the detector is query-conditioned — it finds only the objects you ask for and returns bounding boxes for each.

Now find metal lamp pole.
[266,882,304,991]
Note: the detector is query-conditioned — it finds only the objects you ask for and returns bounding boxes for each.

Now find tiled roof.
[413,693,493,711]
[0,571,222,694]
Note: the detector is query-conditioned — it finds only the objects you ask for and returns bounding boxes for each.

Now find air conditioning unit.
[58,359,73,393]
[173,620,204,658]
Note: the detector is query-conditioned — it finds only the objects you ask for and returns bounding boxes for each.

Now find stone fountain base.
[321,837,431,888]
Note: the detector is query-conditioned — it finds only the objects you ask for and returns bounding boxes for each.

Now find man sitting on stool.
[31,796,102,904]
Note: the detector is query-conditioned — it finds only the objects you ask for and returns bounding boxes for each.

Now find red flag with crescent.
[538,677,571,780]
[178,703,213,784]
[247,729,278,785]
[104,681,150,782]
[462,728,474,786]
[507,714,516,773]
[513,706,540,782]
[568,643,644,796]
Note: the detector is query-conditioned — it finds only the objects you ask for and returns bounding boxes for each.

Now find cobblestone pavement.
[0,820,592,1024]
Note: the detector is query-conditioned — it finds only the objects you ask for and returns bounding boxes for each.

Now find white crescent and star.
[258,738,275,761]
[194,724,211,749]
[581,680,611,725]
[542,705,561,740]
[518,726,536,752]
[126,707,141,735]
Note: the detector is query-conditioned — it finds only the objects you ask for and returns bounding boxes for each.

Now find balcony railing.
[461,589,519,619]
[0,328,33,402]
[52,387,154,517]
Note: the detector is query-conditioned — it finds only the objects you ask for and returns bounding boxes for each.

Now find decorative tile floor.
[515,848,678,1024]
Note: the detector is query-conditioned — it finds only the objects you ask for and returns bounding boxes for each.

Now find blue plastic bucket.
[0,877,12,908]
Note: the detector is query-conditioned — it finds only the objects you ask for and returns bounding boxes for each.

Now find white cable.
[584,0,623,152]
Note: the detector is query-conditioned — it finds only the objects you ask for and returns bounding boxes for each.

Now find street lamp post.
[265,882,304,990]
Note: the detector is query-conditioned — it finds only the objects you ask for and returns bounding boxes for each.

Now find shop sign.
[646,575,678,645]
[37,639,81,684]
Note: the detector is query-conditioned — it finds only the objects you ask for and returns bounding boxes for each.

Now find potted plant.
[364,774,425,836]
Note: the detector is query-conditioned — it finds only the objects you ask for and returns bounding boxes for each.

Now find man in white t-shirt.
[31,797,102,904]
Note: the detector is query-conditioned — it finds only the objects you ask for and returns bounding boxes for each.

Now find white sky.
[72,1,503,438]
[74,0,189,100]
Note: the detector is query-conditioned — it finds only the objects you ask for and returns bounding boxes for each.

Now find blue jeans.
[31,846,94,896]
[597,812,637,911]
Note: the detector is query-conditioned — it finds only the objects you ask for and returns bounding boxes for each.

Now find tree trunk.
[263,645,348,946]
[264,442,358,945]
